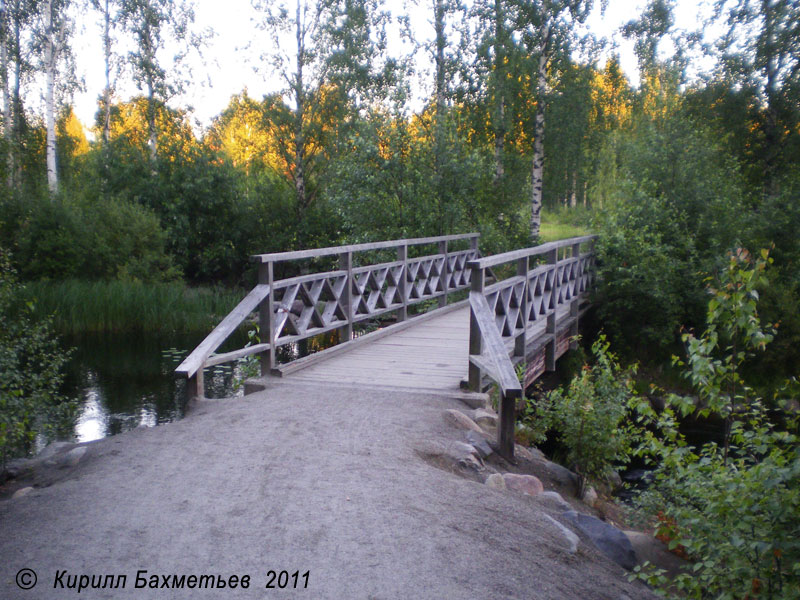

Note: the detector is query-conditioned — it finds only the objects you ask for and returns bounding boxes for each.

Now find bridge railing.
[175,233,480,399]
[466,234,598,459]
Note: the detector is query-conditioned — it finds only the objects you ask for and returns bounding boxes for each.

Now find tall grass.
[22,280,242,334]
[540,207,592,242]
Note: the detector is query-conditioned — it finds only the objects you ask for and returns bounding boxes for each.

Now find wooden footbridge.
[176,233,597,459]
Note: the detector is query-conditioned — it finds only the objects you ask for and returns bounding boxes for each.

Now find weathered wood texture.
[467,235,597,460]
[176,234,481,400]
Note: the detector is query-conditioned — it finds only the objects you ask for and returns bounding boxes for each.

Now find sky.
[64,0,720,134]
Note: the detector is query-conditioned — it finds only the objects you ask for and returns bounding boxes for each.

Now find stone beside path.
[439,405,685,578]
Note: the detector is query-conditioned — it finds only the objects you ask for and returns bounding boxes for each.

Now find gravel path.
[1,381,654,599]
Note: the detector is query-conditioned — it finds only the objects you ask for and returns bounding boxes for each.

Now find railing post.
[438,239,448,308]
[569,241,581,349]
[397,243,408,322]
[515,256,529,359]
[339,251,354,342]
[259,261,275,375]
[498,392,516,461]
[468,265,486,391]
[186,368,204,401]
[546,247,558,372]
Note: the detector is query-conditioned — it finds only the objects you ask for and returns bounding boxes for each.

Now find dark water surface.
[61,330,250,443]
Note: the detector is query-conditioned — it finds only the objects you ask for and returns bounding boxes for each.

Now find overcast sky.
[64,0,719,133]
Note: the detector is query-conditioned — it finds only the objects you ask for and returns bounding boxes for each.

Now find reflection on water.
[62,330,250,443]
[60,328,339,443]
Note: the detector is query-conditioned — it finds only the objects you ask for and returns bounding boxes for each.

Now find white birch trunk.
[293,0,306,212]
[1,0,12,188]
[45,0,58,195]
[529,49,547,241]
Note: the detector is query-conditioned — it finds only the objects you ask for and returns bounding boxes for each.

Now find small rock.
[514,445,533,460]
[502,473,544,497]
[443,409,484,434]
[532,458,580,491]
[535,491,572,512]
[543,514,579,554]
[472,408,498,427]
[38,441,73,460]
[562,510,637,570]
[465,430,493,459]
[582,486,598,507]
[58,446,87,468]
[485,473,506,490]
[12,487,34,499]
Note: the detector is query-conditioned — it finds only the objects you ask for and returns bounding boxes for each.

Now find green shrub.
[523,335,638,495]
[630,248,800,599]
[0,249,77,467]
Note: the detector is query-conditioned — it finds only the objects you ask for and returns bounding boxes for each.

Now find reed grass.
[21,280,242,334]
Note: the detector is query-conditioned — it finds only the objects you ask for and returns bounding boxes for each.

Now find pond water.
[60,330,252,444]
[57,328,339,444]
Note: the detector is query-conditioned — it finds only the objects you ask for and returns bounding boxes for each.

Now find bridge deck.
[281,304,569,394]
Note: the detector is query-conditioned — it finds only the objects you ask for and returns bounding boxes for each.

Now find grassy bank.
[22,280,242,334]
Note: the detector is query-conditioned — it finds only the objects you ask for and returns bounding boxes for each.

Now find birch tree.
[117,0,200,164]
[514,0,596,241]
[2,0,34,189]
[38,0,70,194]
[91,0,117,145]
[254,0,324,214]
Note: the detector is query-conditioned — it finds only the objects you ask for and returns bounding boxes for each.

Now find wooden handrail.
[467,235,597,270]
[468,292,522,398]
[177,233,482,400]
[467,234,598,461]
[251,233,479,263]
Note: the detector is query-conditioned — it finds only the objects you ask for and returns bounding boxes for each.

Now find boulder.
[465,431,493,459]
[472,408,498,427]
[443,409,484,434]
[38,441,73,460]
[543,514,579,554]
[531,458,580,491]
[485,473,506,491]
[502,473,544,497]
[534,491,572,512]
[416,440,484,477]
[62,446,88,468]
[582,486,598,508]
[562,510,637,570]
[11,486,34,499]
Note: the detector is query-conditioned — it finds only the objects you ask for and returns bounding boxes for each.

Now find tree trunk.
[11,1,21,189]
[529,51,547,241]
[0,0,11,189]
[293,0,306,214]
[570,171,577,208]
[493,0,504,185]
[44,0,58,195]
[102,0,111,144]
[529,21,551,242]
[434,0,446,233]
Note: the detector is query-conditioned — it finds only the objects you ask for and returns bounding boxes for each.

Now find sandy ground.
[0,381,656,599]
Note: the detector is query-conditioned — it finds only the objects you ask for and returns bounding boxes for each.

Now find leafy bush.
[630,248,800,599]
[590,112,748,361]
[523,335,638,495]
[1,194,178,283]
[0,249,77,467]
